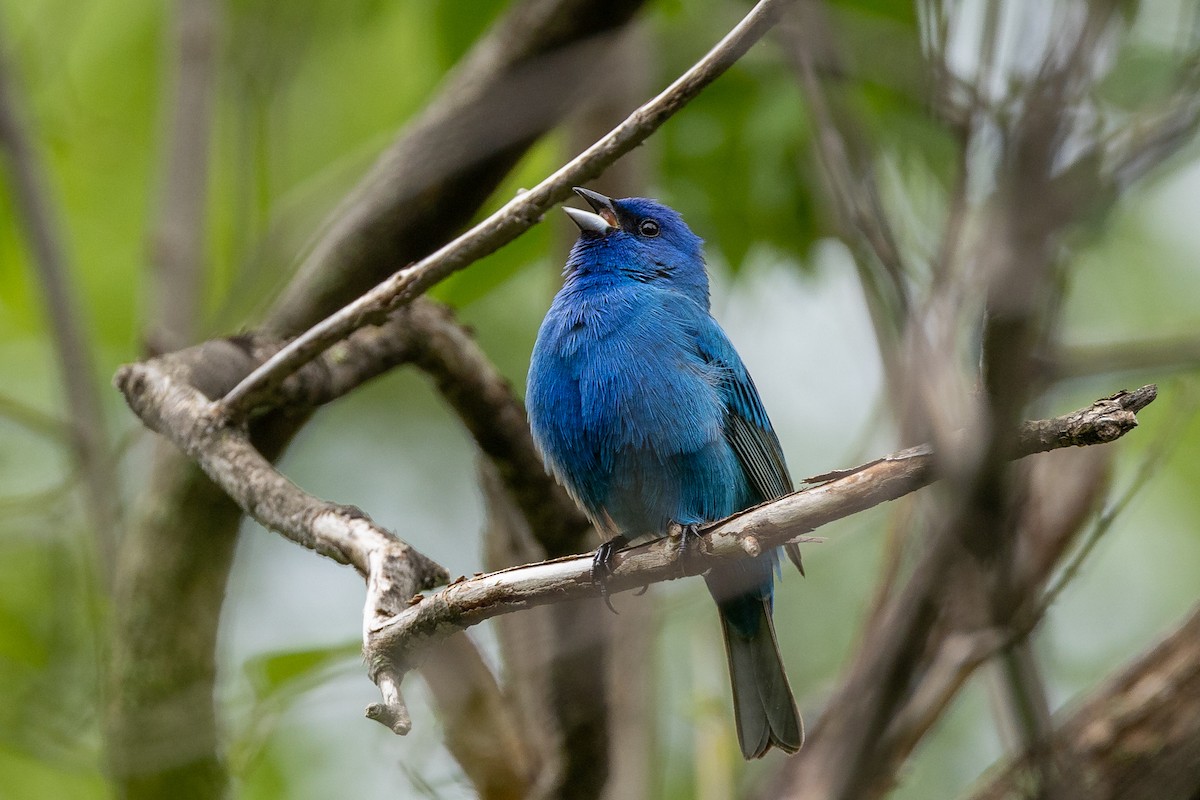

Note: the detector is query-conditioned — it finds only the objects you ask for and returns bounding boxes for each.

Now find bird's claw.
[592,535,629,614]
[676,522,705,560]
[785,542,805,577]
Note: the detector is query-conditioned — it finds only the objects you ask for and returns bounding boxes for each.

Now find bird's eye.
[638,219,660,237]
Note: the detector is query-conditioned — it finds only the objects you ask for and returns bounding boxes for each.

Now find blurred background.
[1,0,1199,798]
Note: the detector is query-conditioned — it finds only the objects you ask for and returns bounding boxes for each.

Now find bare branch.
[0,391,72,443]
[369,387,1154,690]
[265,0,650,337]
[113,357,447,592]
[789,10,1125,789]
[114,302,565,745]
[780,7,912,332]
[114,339,448,731]
[115,258,1154,744]
[479,461,562,796]
[217,0,794,420]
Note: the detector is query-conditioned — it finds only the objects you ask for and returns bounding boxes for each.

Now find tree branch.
[402,303,589,559]
[264,0,648,337]
[369,387,1154,698]
[114,337,448,597]
[780,7,911,335]
[1056,334,1200,379]
[114,300,577,747]
[762,4,1193,796]
[0,391,72,443]
[479,461,562,796]
[217,0,793,419]
[114,331,449,733]
[418,633,539,800]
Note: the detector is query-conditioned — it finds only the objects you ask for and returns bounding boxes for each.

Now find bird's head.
[563,187,709,307]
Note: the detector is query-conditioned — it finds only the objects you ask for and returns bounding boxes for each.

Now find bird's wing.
[695,317,803,574]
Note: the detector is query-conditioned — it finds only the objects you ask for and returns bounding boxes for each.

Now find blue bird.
[526,187,803,759]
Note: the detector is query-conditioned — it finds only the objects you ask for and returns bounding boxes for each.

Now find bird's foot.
[671,522,706,572]
[678,522,703,548]
[673,522,705,551]
[592,534,629,614]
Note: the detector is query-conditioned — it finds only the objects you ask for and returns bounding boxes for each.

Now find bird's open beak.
[564,187,619,235]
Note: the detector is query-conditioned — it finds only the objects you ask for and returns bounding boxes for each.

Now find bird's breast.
[534,288,726,460]
[527,286,750,536]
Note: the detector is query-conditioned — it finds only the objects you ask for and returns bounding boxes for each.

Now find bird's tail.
[715,593,803,759]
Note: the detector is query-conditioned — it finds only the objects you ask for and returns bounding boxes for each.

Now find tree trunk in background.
[106,445,241,799]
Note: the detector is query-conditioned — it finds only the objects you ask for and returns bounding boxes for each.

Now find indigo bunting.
[526,188,803,759]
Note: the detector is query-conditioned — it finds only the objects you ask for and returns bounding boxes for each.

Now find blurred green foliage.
[1,0,1199,798]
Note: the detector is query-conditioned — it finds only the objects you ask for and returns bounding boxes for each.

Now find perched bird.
[526,187,803,759]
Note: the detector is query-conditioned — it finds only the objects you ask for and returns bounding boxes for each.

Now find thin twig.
[264,0,650,337]
[784,11,911,326]
[217,0,793,419]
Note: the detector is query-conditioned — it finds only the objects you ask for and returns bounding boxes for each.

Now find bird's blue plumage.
[526,190,802,759]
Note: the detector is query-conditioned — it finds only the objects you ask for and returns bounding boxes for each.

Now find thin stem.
[217,0,794,419]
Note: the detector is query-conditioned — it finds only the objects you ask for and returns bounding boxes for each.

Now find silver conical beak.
[565,186,619,235]
[564,206,615,235]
